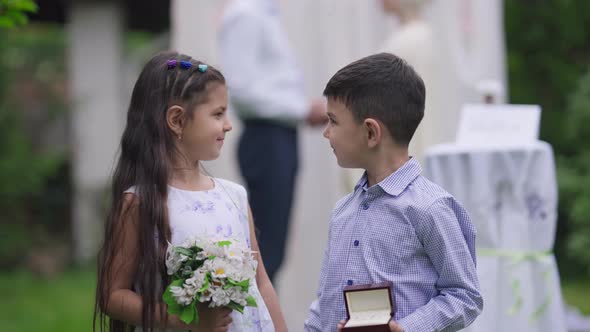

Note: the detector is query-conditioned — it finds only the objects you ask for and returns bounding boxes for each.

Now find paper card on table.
[455,104,541,146]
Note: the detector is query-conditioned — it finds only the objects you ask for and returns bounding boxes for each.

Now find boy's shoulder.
[408,174,457,208]
[336,174,455,206]
[331,174,462,221]
[397,175,470,226]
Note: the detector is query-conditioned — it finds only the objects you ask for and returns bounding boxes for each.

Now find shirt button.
[362,203,370,210]
[354,240,359,247]
[347,280,353,286]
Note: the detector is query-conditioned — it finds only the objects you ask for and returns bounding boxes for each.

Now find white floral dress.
[127,178,275,332]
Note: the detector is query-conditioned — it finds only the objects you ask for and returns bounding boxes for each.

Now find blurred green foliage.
[0,25,70,267]
[505,1,590,278]
[0,23,155,268]
[0,0,38,28]
[557,69,590,276]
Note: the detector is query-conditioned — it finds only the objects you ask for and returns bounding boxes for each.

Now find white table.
[424,141,566,332]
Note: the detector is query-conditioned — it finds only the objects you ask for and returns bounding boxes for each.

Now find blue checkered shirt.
[304,158,483,332]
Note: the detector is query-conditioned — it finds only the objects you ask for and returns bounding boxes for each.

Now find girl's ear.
[364,118,382,148]
[166,105,186,138]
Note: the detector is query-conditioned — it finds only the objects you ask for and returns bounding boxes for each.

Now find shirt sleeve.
[304,223,332,331]
[219,10,308,122]
[398,197,483,332]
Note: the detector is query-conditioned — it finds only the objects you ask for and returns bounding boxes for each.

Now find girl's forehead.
[193,85,227,109]
[202,81,227,93]
[206,83,228,98]
[192,82,226,101]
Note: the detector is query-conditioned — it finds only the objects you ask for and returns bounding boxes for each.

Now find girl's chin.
[202,150,222,161]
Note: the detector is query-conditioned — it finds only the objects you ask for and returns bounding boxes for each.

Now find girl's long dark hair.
[93,51,225,332]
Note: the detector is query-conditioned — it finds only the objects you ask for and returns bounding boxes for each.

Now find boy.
[304,53,482,332]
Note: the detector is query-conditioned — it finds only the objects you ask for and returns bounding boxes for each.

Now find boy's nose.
[322,125,329,139]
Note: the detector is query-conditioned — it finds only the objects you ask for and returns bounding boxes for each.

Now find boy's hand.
[337,319,404,332]
[388,320,404,332]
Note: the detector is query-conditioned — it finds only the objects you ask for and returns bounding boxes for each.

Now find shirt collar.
[354,158,422,196]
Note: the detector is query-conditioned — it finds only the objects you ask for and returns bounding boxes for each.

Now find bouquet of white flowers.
[163,237,258,324]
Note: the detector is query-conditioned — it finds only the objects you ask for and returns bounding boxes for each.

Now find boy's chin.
[336,159,362,169]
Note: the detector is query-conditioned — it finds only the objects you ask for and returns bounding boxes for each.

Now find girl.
[94,51,287,332]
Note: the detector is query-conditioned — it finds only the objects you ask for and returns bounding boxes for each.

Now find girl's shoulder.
[122,180,246,201]
[214,178,247,199]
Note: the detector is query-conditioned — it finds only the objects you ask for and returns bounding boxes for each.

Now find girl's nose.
[224,119,233,132]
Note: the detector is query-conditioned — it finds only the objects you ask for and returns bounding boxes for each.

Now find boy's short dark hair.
[323,52,425,146]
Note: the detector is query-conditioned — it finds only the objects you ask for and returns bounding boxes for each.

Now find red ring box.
[341,281,395,331]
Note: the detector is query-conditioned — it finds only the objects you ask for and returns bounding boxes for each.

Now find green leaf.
[227,301,245,314]
[166,301,183,316]
[2,9,26,26]
[190,259,205,271]
[198,275,210,293]
[189,246,203,253]
[174,247,193,257]
[227,278,250,292]
[11,0,38,12]
[163,279,185,315]
[245,295,258,308]
[0,16,15,28]
[0,0,37,16]
[179,303,196,324]
[217,240,232,247]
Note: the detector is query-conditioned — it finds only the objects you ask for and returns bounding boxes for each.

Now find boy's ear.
[364,118,382,148]
[166,105,186,137]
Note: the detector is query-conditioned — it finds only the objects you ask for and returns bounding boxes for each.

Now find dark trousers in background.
[238,120,298,283]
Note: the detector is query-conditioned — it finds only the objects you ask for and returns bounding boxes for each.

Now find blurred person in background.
[219,0,327,283]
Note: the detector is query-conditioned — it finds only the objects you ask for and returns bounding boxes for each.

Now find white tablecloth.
[424,141,566,332]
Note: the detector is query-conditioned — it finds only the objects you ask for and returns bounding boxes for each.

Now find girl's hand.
[189,305,232,332]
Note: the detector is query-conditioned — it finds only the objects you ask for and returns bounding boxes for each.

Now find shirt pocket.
[363,219,422,272]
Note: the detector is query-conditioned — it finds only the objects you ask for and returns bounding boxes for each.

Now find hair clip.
[166,59,177,69]
[180,60,192,69]
[167,59,206,72]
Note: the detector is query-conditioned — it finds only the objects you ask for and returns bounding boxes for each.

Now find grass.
[562,279,590,315]
[0,268,589,331]
[0,268,96,332]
